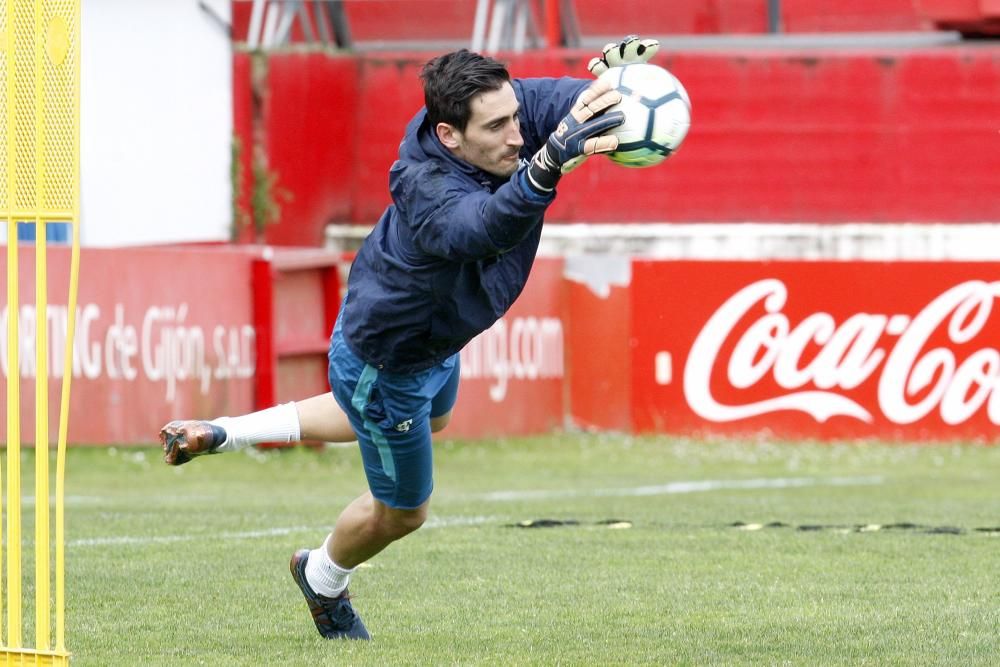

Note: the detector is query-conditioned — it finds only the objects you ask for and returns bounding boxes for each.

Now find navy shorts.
[328,315,460,509]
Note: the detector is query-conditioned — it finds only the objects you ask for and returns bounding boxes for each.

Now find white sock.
[210,402,301,452]
[305,535,353,598]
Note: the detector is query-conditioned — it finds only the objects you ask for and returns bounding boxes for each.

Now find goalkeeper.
[159,37,658,641]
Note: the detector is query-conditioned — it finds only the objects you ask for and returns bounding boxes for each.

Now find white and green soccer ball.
[598,62,692,168]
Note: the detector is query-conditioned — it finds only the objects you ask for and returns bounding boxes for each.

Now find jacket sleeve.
[405,161,555,260]
[513,77,592,152]
[400,78,589,261]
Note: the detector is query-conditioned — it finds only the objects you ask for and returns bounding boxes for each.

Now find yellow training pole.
[4,229,20,650]
[54,0,82,637]
[4,181,19,653]
[34,0,53,651]
[5,232,23,651]
[35,241,52,650]
[2,0,17,644]
[5,0,26,651]
[55,216,77,655]
[53,5,81,648]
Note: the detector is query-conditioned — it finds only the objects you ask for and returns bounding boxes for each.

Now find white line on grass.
[67,516,495,549]
[68,526,318,548]
[64,477,882,548]
[423,515,496,529]
[467,475,885,502]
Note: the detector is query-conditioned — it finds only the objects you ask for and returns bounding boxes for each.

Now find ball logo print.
[597,63,692,168]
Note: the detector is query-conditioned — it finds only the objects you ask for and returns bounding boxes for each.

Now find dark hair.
[421,49,511,132]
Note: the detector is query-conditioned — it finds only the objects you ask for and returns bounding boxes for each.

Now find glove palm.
[526,80,625,194]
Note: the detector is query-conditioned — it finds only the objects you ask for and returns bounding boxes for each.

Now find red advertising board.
[1,245,259,445]
[9,248,1000,445]
[0,248,566,444]
[447,258,566,438]
[630,261,1000,441]
[563,256,633,432]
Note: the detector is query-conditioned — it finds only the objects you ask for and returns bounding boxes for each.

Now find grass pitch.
[39,435,1000,664]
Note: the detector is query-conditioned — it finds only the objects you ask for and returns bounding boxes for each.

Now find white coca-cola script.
[683,279,1000,425]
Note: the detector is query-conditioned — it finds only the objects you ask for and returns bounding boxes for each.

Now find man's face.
[444,82,524,178]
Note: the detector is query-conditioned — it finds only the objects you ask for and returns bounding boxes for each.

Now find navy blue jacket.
[340,76,590,373]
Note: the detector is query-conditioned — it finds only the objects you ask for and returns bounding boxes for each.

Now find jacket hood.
[390,109,509,200]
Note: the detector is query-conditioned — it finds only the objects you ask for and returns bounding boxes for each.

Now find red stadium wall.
[779,1,928,32]
[236,46,1000,247]
[230,1,928,43]
[572,0,771,36]
[917,0,1000,34]
[230,1,477,44]
[573,0,927,34]
[232,51,361,246]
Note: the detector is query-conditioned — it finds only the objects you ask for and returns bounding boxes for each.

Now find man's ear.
[436,122,462,150]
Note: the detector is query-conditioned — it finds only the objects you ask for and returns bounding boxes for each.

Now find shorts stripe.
[349,364,396,481]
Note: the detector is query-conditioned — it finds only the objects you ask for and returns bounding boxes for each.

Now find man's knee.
[378,499,429,538]
[430,410,453,433]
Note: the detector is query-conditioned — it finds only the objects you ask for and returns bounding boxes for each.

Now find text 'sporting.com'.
[460,316,565,401]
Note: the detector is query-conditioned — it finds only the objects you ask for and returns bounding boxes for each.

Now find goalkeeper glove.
[526,79,625,194]
[588,35,660,77]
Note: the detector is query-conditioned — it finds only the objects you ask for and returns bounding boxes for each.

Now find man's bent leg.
[429,410,452,432]
[160,393,358,465]
[427,355,460,434]
[295,393,357,442]
[290,493,426,641]
[329,492,429,568]
[299,331,448,639]
[160,402,300,464]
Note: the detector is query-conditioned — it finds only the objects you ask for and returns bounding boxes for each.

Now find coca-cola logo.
[684,279,1000,425]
